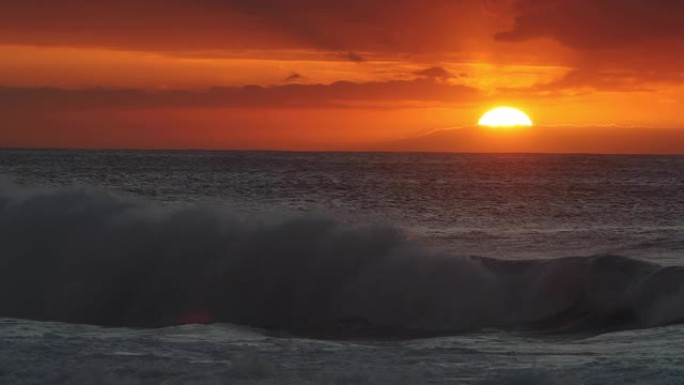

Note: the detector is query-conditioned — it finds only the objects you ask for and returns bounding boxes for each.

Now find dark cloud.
[344,52,366,63]
[0,0,486,53]
[0,79,478,111]
[533,69,649,93]
[497,0,684,49]
[285,72,304,82]
[535,68,684,93]
[496,0,684,88]
[414,66,453,80]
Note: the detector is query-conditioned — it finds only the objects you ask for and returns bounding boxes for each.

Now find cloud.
[0,79,480,150]
[413,66,453,80]
[533,69,651,93]
[0,79,478,111]
[3,0,683,94]
[285,72,304,82]
[0,1,489,53]
[344,52,366,63]
[497,0,684,49]
[495,0,684,88]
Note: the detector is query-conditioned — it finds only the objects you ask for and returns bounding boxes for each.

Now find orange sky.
[1,0,684,153]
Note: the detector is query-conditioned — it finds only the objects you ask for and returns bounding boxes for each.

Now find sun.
[478,107,533,128]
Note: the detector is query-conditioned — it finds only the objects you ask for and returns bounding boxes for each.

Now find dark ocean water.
[3,149,684,260]
[2,149,684,384]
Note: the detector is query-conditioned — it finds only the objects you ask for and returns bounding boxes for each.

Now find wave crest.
[1,185,683,336]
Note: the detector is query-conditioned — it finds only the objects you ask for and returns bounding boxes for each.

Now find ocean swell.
[1,185,683,337]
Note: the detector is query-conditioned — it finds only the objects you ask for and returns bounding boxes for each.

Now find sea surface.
[1,149,684,384]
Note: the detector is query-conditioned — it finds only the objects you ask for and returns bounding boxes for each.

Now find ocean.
[1,149,684,384]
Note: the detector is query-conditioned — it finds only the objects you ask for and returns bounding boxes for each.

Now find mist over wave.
[2,185,684,337]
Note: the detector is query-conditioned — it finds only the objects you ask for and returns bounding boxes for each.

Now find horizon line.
[2,146,684,157]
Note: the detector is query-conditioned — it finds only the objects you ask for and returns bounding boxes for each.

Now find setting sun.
[478,107,533,128]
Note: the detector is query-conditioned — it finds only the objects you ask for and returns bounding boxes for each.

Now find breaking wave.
[2,185,684,337]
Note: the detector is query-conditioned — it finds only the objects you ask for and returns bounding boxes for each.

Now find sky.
[1,0,684,153]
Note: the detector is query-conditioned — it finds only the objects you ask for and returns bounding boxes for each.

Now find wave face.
[1,185,684,336]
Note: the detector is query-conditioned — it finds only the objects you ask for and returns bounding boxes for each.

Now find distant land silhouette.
[376,125,684,154]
